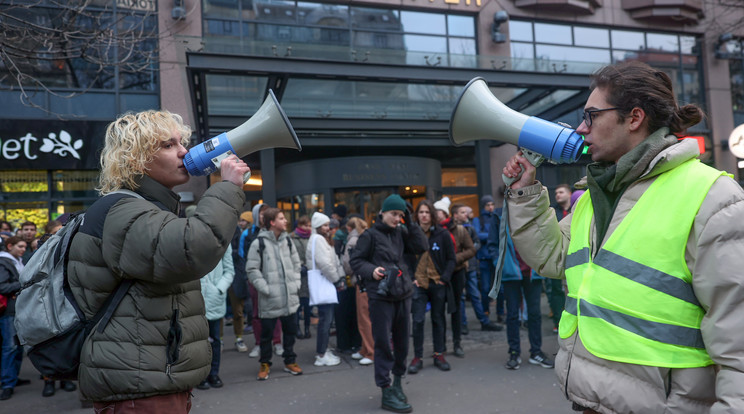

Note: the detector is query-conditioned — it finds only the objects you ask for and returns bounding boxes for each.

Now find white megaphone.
[184,89,301,182]
[449,77,584,184]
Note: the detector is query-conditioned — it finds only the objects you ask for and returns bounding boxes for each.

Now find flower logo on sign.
[39,130,83,160]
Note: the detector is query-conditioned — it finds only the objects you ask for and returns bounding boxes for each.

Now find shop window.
[0,202,48,237]
[52,170,99,198]
[209,169,263,191]
[442,168,476,187]
[281,193,324,228]
[0,170,48,193]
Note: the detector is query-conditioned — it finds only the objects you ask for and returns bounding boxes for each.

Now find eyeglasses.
[582,107,619,127]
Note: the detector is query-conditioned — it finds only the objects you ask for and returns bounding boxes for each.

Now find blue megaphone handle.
[183,133,252,182]
[519,117,584,164]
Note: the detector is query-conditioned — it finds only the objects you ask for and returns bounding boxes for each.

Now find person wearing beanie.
[472,195,504,321]
[350,194,427,413]
[289,215,313,339]
[239,211,252,230]
[332,204,349,256]
[441,203,477,358]
[307,212,345,367]
[228,209,253,354]
[432,197,451,223]
[240,203,282,358]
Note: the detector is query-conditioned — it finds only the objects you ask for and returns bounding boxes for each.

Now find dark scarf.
[586,127,678,245]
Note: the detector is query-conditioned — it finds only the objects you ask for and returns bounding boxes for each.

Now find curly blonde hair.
[97,110,192,194]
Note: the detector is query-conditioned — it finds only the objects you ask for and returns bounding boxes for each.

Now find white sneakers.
[314,351,341,366]
[359,357,373,365]
[248,345,260,358]
[247,344,283,357]
[235,338,248,353]
[351,352,363,360]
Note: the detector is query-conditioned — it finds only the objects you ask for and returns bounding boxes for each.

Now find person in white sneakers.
[307,212,345,367]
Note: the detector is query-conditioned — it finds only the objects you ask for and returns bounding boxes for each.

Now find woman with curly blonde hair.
[97,110,193,195]
[69,109,250,411]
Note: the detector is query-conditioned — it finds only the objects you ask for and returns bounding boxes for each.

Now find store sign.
[0,120,106,170]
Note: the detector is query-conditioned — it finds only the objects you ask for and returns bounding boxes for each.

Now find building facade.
[2,0,744,228]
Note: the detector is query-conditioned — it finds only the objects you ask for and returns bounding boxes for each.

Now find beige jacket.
[506,139,744,414]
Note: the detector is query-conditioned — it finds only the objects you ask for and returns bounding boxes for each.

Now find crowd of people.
[2,60,742,414]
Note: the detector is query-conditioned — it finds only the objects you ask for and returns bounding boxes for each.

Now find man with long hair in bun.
[502,61,744,413]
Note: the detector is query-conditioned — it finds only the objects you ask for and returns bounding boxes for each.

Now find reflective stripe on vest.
[561,159,727,368]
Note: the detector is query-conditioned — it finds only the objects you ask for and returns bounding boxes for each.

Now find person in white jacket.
[307,212,345,366]
[196,217,235,390]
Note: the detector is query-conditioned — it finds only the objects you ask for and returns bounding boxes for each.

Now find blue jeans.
[0,315,21,389]
[461,270,489,327]
[207,319,222,377]
[503,279,543,355]
[315,304,335,355]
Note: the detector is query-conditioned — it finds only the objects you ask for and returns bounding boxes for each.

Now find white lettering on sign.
[0,130,84,161]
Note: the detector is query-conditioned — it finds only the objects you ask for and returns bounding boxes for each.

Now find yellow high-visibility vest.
[562,159,727,368]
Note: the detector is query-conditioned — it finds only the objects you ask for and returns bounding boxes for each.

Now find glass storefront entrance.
[334,185,426,225]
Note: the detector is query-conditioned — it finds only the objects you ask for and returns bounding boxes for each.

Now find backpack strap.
[94,279,134,333]
[258,237,265,272]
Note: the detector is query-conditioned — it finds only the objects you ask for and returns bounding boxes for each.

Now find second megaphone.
[184,89,301,181]
[449,77,583,164]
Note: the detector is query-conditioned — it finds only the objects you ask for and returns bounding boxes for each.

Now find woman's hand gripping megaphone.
[219,155,251,187]
[502,149,544,189]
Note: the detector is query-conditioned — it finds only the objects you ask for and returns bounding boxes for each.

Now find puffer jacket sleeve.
[350,230,376,281]
[310,235,343,283]
[246,238,269,296]
[103,181,244,283]
[289,238,302,293]
[690,177,744,414]
[506,182,571,279]
[216,245,235,295]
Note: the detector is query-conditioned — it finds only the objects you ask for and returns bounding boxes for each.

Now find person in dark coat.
[350,194,427,413]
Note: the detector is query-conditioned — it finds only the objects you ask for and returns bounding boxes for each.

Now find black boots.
[381,376,411,413]
[392,375,407,403]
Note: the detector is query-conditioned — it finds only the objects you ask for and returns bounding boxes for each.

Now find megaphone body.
[184,89,301,181]
[449,77,584,166]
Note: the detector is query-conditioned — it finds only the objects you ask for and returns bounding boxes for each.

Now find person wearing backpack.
[240,203,283,358]
[246,207,303,381]
[350,194,427,413]
[67,110,249,411]
[0,236,26,400]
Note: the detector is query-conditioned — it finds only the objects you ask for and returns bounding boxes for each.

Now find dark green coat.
[68,176,245,402]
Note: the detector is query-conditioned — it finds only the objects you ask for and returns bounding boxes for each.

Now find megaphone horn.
[449,77,583,164]
[184,89,301,181]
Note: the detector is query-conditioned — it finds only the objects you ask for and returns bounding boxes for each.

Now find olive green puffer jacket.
[68,176,245,402]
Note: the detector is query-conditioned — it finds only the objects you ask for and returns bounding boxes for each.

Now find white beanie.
[433,197,451,216]
[311,212,330,229]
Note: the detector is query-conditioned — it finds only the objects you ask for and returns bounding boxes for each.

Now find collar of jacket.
[259,228,287,242]
[373,220,396,234]
[130,175,180,214]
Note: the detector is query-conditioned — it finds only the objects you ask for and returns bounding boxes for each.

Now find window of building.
[202,0,477,65]
[510,21,705,124]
